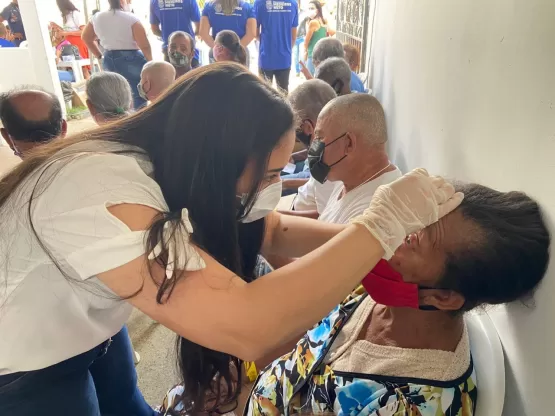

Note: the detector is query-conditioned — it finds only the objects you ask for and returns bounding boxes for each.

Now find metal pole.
[83,0,89,23]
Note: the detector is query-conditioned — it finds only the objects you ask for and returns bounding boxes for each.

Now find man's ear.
[301,120,314,137]
[60,119,68,138]
[419,289,465,311]
[344,131,356,155]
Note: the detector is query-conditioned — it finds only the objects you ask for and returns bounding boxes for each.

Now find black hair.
[440,183,551,311]
[56,0,78,20]
[308,1,326,24]
[108,0,123,10]
[215,30,247,66]
[0,87,63,143]
[0,63,294,413]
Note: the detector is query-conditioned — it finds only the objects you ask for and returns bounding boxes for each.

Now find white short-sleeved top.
[294,177,341,213]
[92,10,141,51]
[0,142,204,374]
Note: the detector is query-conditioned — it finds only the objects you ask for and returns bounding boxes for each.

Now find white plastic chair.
[465,311,505,416]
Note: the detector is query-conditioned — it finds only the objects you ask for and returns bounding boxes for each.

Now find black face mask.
[308,132,347,184]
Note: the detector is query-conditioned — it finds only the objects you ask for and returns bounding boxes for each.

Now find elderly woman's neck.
[363,304,465,352]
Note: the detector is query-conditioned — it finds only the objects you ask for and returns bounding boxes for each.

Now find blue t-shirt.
[254,0,298,70]
[202,1,254,40]
[350,71,366,93]
[1,3,25,44]
[150,0,200,49]
[0,38,15,48]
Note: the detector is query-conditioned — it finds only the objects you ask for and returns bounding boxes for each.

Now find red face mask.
[361,260,438,310]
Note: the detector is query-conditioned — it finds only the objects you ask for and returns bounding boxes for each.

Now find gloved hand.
[350,168,464,259]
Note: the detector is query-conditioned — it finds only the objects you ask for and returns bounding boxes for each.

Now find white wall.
[368,0,555,414]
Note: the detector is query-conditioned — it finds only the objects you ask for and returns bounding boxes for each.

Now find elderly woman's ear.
[419,289,465,311]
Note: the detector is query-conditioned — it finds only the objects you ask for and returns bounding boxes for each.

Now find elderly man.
[283,80,338,215]
[138,61,176,102]
[302,37,366,93]
[0,87,66,159]
[315,57,352,96]
[168,31,196,78]
[310,93,401,224]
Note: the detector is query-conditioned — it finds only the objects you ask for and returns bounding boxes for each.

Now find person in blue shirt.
[0,0,25,47]
[150,0,201,67]
[200,0,256,62]
[254,0,298,92]
[0,22,15,47]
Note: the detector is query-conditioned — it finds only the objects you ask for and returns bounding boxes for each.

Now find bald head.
[140,61,176,101]
[312,38,345,67]
[319,94,387,146]
[289,79,336,123]
[315,57,352,96]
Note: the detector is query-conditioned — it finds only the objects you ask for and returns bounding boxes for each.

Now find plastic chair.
[465,311,505,416]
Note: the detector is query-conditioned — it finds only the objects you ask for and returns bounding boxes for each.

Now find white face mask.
[239,181,282,223]
[308,9,318,19]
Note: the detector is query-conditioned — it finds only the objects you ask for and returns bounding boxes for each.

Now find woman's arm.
[304,20,319,53]
[98,203,382,362]
[132,22,153,61]
[199,16,214,48]
[241,17,256,47]
[82,22,102,59]
[262,211,346,258]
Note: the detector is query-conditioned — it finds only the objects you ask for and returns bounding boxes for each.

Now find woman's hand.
[351,168,464,259]
[300,60,313,80]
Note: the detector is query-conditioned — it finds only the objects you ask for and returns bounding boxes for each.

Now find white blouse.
[0,142,205,374]
[63,11,83,31]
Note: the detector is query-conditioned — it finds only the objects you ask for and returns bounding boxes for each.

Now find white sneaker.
[134,351,141,365]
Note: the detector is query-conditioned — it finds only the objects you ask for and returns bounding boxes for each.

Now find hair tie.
[115,107,126,114]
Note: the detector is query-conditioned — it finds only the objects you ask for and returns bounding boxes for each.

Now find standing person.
[82,0,152,109]
[150,0,201,67]
[293,13,308,77]
[0,63,461,415]
[254,0,299,92]
[0,0,24,46]
[55,0,89,79]
[304,0,331,75]
[200,0,256,64]
[167,31,196,78]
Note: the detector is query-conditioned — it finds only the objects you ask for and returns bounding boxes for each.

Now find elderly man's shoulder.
[0,146,20,177]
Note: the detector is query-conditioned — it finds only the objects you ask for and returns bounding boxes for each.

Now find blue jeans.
[103,50,147,110]
[0,326,155,416]
[293,37,305,74]
[307,56,315,75]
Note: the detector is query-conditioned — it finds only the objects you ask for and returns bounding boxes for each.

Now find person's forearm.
[264,212,346,258]
[282,178,309,190]
[278,209,319,219]
[151,24,162,37]
[62,30,81,37]
[240,33,254,47]
[84,39,102,58]
[141,44,153,61]
[202,34,215,48]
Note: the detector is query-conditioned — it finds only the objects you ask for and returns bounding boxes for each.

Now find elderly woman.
[86,72,133,125]
[238,182,550,415]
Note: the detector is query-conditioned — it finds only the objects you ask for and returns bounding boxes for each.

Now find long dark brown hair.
[56,0,78,22]
[0,63,294,413]
[308,1,327,24]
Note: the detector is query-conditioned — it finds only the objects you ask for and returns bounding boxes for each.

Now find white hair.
[289,79,336,122]
[315,57,352,95]
[86,72,133,119]
[312,38,345,66]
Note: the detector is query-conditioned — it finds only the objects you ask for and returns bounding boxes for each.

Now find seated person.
[281,80,337,205]
[0,23,15,47]
[168,31,196,79]
[315,57,352,96]
[213,30,248,67]
[138,61,176,102]
[247,182,551,415]
[343,43,367,93]
[301,38,366,93]
[312,94,401,224]
[86,72,133,125]
[0,87,67,158]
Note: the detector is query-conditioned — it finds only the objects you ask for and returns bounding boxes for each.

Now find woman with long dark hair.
[213,29,248,66]
[82,0,152,109]
[0,63,461,415]
[304,0,333,74]
[200,0,256,64]
[55,0,90,79]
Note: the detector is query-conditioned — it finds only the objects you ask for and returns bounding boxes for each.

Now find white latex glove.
[350,168,464,259]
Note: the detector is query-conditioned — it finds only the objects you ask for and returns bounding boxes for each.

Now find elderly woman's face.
[389,210,468,287]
